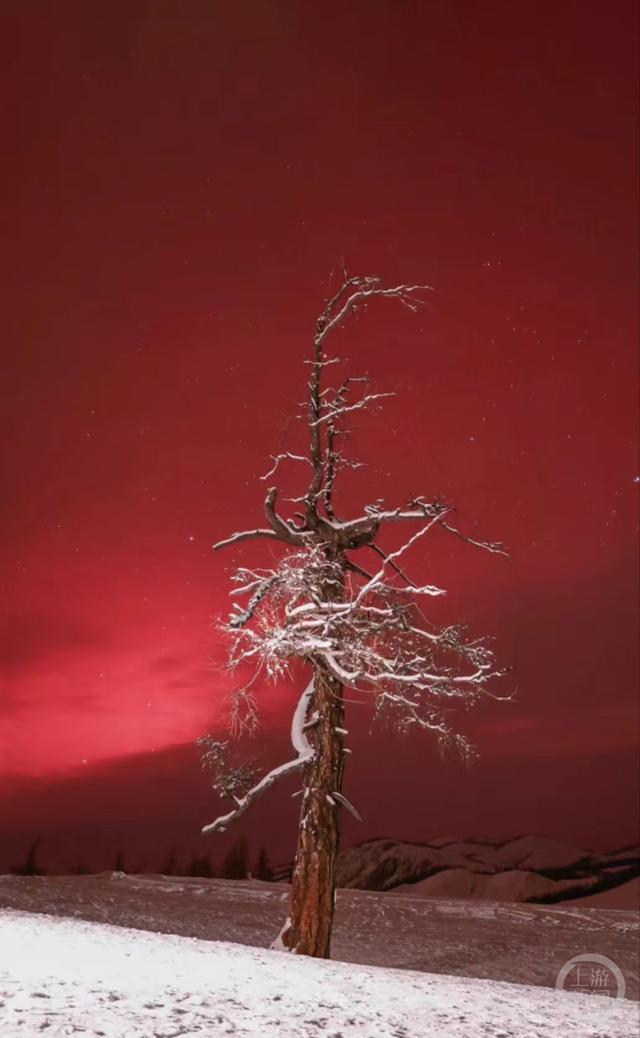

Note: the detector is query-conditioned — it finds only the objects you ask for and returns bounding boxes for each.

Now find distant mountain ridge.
[333,835,640,905]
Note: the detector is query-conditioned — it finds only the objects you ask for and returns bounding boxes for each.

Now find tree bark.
[282,664,345,957]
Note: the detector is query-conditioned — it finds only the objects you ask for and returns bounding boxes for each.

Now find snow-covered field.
[1,909,636,1038]
[1,874,637,998]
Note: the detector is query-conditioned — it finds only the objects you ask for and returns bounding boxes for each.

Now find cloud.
[148,654,190,674]
[0,612,106,678]
[0,680,110,725]
[0,687,38,718]
[144,651,216,697]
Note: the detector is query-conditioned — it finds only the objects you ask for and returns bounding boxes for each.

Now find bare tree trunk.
[283,665,345,957]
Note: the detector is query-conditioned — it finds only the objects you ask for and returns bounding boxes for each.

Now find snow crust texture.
[0,874,637,999]
[1,910,637,1038]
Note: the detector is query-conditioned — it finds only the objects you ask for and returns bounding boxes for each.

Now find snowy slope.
[392,868,591,902]
[335,835,640,903]
[1,910,636,1038]
[1,874,638,998]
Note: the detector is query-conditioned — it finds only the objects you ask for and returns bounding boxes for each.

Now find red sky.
[2,1,638,869]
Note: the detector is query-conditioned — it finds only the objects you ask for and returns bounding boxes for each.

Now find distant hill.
[333,835,640,907]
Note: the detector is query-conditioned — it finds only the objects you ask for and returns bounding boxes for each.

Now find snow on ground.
[1,910,636,1038]
[1,874,638,998]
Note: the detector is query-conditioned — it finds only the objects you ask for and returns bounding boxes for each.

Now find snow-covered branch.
[303,273,431,529]
[201,680,315,834]
[353,514,448,603]
[310,391,395,427]
[437,518,508,557]
[260,453,312,481]
[215,542,505,758]
[264,486,308,545]
[213,528,280,551]
[315,277,432,348]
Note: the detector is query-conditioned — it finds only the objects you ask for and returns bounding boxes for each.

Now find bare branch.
[366,495,508,556]
[438,518,508,557]
[202,680,315,834]
[366,543,417,588]
[323,377,368,519]
[213,528,280,551]
[331,790,362,821]
[264,486,307,545]
[201,753,307,833]
[353,516,448,604]
[315,279,433,348]
[228,573,279,629]
[305,274,432,528]
[345,557,375,581]
[311,391,395,427]
[260,453,312,481]
[318,496,508,557]
[197,737,257,799]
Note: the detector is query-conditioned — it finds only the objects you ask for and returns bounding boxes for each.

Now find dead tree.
[201,272,508,957]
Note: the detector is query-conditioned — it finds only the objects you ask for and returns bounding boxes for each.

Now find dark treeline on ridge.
[7,838,277,881]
